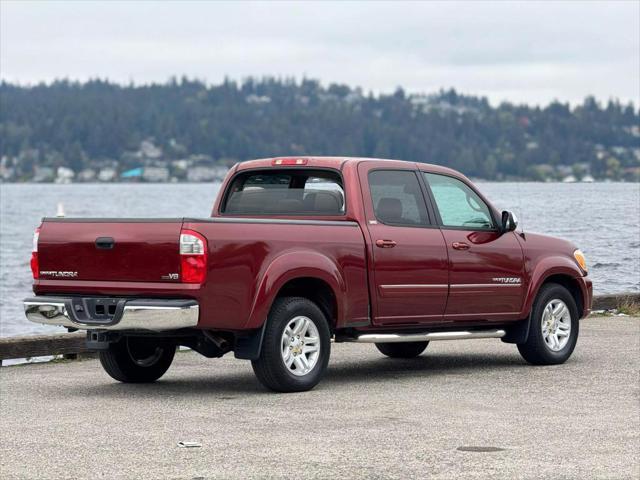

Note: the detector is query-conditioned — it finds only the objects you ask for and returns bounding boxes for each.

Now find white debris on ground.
[177,441,202,448]
[591,309,631,316]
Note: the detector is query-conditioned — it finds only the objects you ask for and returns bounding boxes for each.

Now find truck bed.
[34,217,370,330]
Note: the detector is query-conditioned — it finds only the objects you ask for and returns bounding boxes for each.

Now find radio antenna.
[516,177,525,238]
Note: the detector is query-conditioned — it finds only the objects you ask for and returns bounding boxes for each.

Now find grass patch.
[616,298,640,316]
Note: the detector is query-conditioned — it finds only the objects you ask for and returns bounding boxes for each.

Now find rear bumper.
[24,296,199,331]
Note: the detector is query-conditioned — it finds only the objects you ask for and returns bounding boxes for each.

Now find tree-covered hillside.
[0,78,638,181]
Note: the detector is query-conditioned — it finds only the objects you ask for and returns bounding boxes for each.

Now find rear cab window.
[222,169,345,216]
[368,170,430,226]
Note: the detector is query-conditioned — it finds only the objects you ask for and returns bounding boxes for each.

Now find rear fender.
[244,250,346,329]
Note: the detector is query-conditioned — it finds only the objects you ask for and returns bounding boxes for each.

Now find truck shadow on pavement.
[324,351,528,385]
[55,351,531,398]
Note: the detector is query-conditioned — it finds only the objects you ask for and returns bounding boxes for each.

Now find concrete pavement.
[1,316,638,479]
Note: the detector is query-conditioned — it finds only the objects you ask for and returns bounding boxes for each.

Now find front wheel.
[517,283,579,365]
[99,337,175,383]
[251,297,331,392]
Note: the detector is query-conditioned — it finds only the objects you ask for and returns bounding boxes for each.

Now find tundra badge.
[492,277,521,284]
[40,271,78,278]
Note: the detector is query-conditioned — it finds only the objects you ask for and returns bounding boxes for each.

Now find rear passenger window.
[368,170,429,226]
[223,170,345,215]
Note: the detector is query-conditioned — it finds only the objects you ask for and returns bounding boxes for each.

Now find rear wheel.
[375,341,429,358]
[251,297,331,392]
[99,337,175,383]
[517,283,579,365]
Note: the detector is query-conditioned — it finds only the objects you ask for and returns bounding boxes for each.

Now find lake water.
[1,182,638,337]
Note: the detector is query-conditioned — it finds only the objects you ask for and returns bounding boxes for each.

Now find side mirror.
[501,210,518,233]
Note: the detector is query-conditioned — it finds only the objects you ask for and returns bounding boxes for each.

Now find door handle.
[376,239,397,248]
[452,242,470,251]
[95,237,115,250]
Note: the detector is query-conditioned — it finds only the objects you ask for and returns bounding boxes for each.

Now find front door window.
[424,173,494,230]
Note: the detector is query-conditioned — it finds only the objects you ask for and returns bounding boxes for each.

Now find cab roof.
[235,156,462,177]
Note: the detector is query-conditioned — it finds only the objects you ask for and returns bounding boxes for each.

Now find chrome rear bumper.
[24,296,199,331]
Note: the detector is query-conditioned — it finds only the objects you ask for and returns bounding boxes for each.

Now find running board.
[349,329,506,343]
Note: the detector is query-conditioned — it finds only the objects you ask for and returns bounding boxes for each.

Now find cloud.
[1,1,638,105]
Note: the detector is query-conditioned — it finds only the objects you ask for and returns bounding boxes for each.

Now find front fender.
[244,250,346,329]
[521,255,587,317]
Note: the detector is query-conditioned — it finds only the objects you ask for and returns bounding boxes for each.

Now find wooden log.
[0,332,87,361]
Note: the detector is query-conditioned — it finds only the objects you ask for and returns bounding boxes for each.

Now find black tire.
[99,337,176,383]
[375,341,429,358]
[251,297,331,393]
[517,283,579,365]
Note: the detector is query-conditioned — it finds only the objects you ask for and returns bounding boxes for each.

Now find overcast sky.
[1,1,638,106]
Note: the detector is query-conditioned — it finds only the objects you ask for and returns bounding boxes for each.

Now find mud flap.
[234,323,267,360]
[501,317,531,344]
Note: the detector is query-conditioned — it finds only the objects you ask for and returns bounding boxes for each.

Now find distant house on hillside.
[0,157,15,181]
[77,168,96,182]
[187,166,229,182]
[246,94,271,105]
[142,167,169,182]
[98,168,117,182]
[33,166,54,182]
[121,167,143,181]
[138,140,163,159]
[55,167,75,184]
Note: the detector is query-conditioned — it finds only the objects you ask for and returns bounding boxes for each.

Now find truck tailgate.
[38,219,183,283]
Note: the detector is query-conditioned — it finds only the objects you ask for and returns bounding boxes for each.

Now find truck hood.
[516,231,584,274]
[518,231,578,255]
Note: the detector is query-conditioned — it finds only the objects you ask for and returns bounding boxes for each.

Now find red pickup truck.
[25,157,592,392]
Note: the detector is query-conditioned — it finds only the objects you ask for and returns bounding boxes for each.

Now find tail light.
[30,227,41,279]
[180,229,207,283]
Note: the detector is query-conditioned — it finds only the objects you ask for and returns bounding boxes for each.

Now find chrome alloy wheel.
[281,315,321,376]
[541,299,572,352]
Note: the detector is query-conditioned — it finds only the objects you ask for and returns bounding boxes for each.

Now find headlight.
[573,249,587,273]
